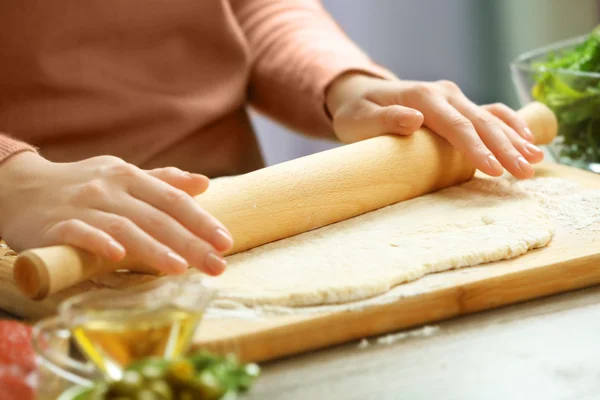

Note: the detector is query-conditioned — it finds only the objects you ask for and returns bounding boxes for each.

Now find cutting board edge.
[193,250,600,363]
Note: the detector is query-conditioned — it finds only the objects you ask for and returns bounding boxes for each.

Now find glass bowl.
[32,273,273,399]
[511,34,600,173]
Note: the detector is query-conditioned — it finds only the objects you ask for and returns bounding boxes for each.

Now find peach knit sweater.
[0,0,389,177]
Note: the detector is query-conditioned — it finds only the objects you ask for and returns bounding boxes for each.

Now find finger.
[145,167,210,196]
[124,170,233,253]
[469,107,543,164]
[334,100,424,142]
[83,210,190,275]
[450,97,534,179]
[407,93,504,176]
[113,194,227,275]
[43,219,126,262]
[500,124,545,164]
[482,103,535,142]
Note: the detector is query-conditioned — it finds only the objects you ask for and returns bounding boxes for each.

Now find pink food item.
[0,321,35,372]
[0,321,36,400]
[0,367,35,400]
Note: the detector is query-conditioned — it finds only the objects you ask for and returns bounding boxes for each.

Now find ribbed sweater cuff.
[0,134,38,165]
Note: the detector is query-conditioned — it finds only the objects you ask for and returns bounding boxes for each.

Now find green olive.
[141,364,166,381]
[134,389,160,400]
[146,380,174,400]
[192,371,225,400]
[127,358,169,374]
[177,390,195,400]
[108,371,144,396]
[166,359,195,387]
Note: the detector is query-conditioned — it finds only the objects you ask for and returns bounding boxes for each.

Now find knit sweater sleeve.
[230,0,395,138]
[0,133,38,165]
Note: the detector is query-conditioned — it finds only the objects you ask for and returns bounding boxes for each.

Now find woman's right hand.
[0,152,233,276]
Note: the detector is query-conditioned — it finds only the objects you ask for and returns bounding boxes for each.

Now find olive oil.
[72,306,202,381]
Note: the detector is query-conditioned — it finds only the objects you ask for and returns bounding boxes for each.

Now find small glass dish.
[32,273,217,397]
[511,34,600,173]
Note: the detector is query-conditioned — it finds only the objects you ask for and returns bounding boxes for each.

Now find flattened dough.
[213,177,554,307]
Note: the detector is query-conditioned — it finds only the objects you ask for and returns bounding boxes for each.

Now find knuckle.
[182,239,198,256]
[183,238,206,259]
[447,115,473,132]
[379,107,398,126]
[362,89,380,100]
[107,162,139,178]
[72,180,107,203]
[91,156,128,173]
[436,79,460,92]
[491,102,510,112]
[475,144,491,156]
[97,155,125,165]
[153,166,180,177]
[54,219,80,239]
[80,230,99,246]
[410,82,435,98]
[498,142,517,155]
[165,188,190,205]
[146,212,166,230]
[351,102,373,121]
[164,167,181,175]
[106,216,132,236]
[516,139,529,150]
[474,112,495,128]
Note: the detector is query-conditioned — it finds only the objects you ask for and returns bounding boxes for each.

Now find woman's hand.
[0,152,232,276]
[326,73,544,179]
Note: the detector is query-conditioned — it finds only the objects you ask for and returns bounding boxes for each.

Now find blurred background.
[252,0,600,166]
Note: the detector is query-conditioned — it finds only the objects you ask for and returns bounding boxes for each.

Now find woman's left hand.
[325,73,544,179]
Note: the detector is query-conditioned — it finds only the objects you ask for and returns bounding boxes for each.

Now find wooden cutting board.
[1,163,599,363]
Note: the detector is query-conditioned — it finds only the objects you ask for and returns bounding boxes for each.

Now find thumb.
[334,101,424,143]
[145,167,210,196]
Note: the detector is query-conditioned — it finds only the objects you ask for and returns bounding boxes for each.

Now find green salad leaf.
[531,25,600,163]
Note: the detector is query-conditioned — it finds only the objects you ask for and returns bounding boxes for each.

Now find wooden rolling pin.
[13,102,557,300]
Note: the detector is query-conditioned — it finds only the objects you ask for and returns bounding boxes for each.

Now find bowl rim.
[510,33,600,78]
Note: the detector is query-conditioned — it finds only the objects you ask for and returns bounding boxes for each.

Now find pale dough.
[212,176,554,307]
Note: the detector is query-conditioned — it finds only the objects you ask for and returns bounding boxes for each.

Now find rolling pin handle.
[13,253,49,300]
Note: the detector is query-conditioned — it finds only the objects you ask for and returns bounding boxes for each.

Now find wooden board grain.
[1,163,599,363]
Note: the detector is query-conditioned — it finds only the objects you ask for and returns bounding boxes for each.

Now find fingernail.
[524,127,534,142]
[106,240,125,259]
[399,111,423,128]
[166,251,188,273]
[487,154,503,173]
[204,252,227,275]
[212,228,234,252]
[182,172,193,179]
[517,156,531,172]
[525,142,542,155]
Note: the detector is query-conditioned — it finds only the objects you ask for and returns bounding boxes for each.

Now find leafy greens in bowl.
[511,26,600,172]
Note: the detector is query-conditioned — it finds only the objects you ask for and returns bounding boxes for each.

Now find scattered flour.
[376,325,440,345]
[357,325,441,349]
[515,177,600,235]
